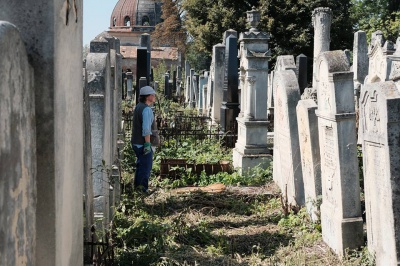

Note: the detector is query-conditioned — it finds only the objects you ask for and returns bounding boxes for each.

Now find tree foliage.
[182,0,355,69]
[182,0,259,67]
[351,0,400,41]
[258,0,354,66]
[152,0,187,54]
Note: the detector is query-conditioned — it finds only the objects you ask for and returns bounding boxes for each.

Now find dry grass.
[113,182,373,266]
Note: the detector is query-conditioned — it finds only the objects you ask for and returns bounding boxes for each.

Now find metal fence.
[123,112,238,148]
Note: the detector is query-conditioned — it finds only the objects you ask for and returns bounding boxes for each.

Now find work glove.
[143,142,151,155]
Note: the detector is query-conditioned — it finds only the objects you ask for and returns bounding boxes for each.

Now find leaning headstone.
[297,99,321,221]
[315,50,363,255]
[272,70,304,206]
[0,1,84,264]
[360,80,400,265]
[0,21,36,266]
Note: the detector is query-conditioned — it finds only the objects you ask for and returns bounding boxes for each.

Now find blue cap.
[139,86,156,95]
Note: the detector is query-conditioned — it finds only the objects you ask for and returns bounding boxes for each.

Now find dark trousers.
[132,145,153,192]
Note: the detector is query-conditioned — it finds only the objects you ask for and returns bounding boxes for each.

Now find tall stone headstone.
[296,54,308,95]
[86,52,112,232]
[360,80,400,265]
[126,71,133,99]
[0,21,36,265]
[185,60,190,79]
[185,75,191,103]
[312,7,332,88]
[315,50,363,255]
[198,74,208,113]
[82,66,94,250]
[272,70,304,206]
[233,7,272,170]
[221,34,239,132]
[297,99,321,221]
[164,73,171,99]
[211,44,226,123]
[136,47,149,103]
[192,73,199,108]
[0,1,84,264]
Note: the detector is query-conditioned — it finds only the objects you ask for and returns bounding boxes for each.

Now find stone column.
[239,70,246,118]
[312,7,332,88]
[315,50,363,255]
[233,7,272,171]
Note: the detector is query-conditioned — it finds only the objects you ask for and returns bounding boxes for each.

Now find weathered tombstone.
[272,70,304,206]
[192,72,199,108]
[296,54,308,95]
[296,99,321,221]
[164,72,171,99]
[233,7,272,170]
[198,74,208,113]
[0,1,84,264]
[0,21,36,265]
[86,52,112,232]
[173,70,177,93]
[139,77,148,95]
[312,7,332,88]
[185,75,191,103]
[136,47,149,103]
[220,34,239,132]
[185,60,190,79]
[140,33,151,78]
[315,50,363,255]
[189,69,195,104]
[82,66,94,258]
[360,80,400,265]
[126,71,133,99]
[267,71,275,119]
[211,44,226,123]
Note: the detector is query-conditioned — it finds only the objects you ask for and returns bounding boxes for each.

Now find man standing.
[131,86,156,192]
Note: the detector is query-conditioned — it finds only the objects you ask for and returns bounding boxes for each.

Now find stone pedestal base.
[321,201,364,256]
[233,118,272,172]
[233,148,272,172]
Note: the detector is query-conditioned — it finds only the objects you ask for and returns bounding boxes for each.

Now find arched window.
[113,17,116,27]
[124,16,131,26]
[142,16,150,26]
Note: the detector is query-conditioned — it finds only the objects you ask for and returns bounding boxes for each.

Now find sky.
[83,0,119,45]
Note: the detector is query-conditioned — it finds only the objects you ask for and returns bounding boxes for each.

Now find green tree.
[351,0,400,41]
[152,0,187,54]
[182,0,259,67]
[258,0,354,68]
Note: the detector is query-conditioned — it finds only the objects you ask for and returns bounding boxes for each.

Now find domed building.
[105,0,180,72]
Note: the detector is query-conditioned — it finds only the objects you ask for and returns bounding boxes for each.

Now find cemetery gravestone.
[315,50,363,255]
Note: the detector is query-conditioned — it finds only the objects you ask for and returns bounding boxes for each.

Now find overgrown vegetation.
[114,95,374,265]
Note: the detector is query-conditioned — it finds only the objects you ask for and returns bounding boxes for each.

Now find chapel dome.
[110,0,162,28]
